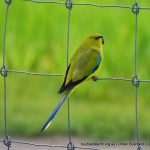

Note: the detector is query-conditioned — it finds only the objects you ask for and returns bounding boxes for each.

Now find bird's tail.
[40,91,70,132]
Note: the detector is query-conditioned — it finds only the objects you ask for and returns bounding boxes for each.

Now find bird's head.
[85,33,104,49]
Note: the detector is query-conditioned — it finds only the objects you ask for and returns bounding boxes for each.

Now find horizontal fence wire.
[0,140,106,150]
[1,68,150,82]
[7,69,64,77]
[1,0,150,150]
[0,138,107,150]
[0,138,108,150]
[25,0,150,11]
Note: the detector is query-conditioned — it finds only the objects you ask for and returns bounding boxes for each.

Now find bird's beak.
[102,37,104,45]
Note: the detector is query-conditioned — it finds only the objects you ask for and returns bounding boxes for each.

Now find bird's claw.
[92,76,99,81]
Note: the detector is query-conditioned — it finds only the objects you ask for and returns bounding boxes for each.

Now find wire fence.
[1,0,150,150]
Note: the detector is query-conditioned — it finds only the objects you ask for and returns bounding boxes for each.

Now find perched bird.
[41,33,104,132]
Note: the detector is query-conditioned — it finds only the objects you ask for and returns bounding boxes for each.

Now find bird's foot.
[92,76,99,81]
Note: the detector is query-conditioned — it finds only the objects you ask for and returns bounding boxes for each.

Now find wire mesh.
[1,0,150,150]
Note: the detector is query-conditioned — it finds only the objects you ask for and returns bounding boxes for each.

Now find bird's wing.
[58,50,101,93]
[72,50,101,81]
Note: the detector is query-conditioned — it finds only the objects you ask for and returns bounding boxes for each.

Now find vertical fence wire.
[2,1,9,140]
[1,1,11,150]
[65,0,73,147]
[132,1,141,149]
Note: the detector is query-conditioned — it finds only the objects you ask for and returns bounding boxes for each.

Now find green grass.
[0,0,150,141]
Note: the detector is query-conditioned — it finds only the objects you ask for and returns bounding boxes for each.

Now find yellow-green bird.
[41,33,104,132]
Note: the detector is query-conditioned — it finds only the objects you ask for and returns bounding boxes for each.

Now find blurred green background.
[0,0,150,141]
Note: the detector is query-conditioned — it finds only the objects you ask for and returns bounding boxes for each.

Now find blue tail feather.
[41,94,69,132]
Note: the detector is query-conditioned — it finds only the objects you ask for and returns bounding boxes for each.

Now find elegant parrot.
[41,33,104,132]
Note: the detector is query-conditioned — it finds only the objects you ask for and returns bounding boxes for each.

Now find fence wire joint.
[3,135,11,148]
[137,146,143,150]
[5,0,12,5]
[132,75,140,87]
[132,2,140,15]
[65,0,73,10]
[67,142,75,150]
[0,66,8,77]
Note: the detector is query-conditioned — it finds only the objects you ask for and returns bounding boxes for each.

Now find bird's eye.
[95,36,104,44]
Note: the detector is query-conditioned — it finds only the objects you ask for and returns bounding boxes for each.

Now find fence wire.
[1,0,150,150]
